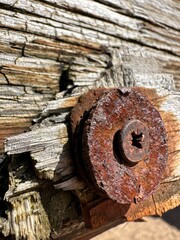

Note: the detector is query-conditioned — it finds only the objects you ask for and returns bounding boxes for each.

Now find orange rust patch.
[134,87,180,180]
[71,87,179,229]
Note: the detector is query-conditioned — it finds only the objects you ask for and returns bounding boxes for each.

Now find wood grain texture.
[0,0,180,151]
[4,77,180,239]
[0,0,180,239]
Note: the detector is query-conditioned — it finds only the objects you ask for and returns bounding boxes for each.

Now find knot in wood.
[70,88,168,204]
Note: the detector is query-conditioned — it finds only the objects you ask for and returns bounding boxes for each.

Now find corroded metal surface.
[119,119,149,164]
[71,88,168,204]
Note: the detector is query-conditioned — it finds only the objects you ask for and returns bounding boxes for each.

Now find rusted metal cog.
[71,88,168,204]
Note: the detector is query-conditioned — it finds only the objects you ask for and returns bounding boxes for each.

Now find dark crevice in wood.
[158,22,180,32]
[0,71,10,85]
[0,155,9,219]
[8,153,38,197]
[59,69,75,93]
[93,0,132,15]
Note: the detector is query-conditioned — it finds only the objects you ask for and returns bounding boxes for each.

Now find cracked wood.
[0,0,179,239]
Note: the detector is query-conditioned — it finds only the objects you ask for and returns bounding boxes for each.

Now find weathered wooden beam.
[3,77,180,239]
[0,0,180,239]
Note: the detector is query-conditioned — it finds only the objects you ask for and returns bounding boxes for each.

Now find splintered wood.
[4,79,180,239]
[0,0,179,239]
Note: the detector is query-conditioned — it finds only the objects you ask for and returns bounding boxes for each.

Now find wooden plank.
[4,77,180,239]
[0,0,179,239]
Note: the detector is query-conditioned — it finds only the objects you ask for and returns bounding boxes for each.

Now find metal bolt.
[119,119,149,164]
[70,88,168,204]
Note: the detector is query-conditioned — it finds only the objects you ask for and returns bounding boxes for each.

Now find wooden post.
[0,1,179,239]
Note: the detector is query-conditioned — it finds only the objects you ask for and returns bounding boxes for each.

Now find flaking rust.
[70,87,168,227]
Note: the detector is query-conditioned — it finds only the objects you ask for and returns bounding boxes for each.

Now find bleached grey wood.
[5,124,73,181]
[0,0,180,239]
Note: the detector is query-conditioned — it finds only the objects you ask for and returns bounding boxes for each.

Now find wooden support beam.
[3,78,180,239]
[0,0,179,239]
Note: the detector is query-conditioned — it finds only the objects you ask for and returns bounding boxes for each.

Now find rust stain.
[70,87,179,229]
[71,88,168,204]
[82,179,180,229]
[134,87,180,180]
[70,88,107,134]
[87,199,128,229]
